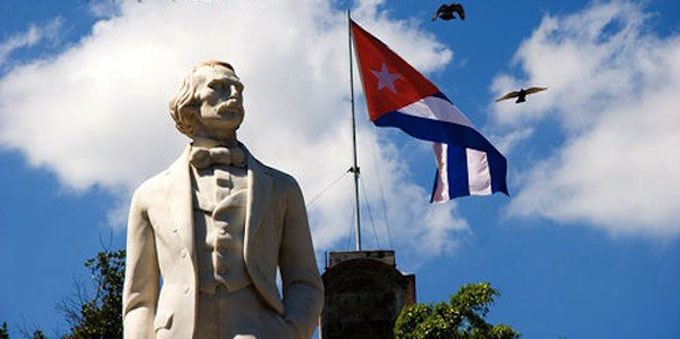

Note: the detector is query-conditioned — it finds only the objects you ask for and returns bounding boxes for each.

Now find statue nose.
[229,85,241,99]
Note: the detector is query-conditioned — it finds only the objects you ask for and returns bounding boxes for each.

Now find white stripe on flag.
[432,142,449,202]
[398,96,475,128]
[466,148,492,195]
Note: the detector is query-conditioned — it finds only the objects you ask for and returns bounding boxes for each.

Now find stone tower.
[319,250,416,338]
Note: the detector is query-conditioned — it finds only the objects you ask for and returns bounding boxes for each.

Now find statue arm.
[122,189,160,339]
[278,177,324,338]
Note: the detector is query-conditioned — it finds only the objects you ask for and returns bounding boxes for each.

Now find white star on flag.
[371,62,401,93]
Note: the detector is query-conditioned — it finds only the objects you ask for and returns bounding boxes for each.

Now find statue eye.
[208,82,224,91]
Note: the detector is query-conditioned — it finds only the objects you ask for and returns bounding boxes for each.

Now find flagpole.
[347,9,362,251]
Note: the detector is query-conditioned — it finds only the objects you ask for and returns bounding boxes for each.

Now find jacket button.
[180,249,187,258]
[216,177,232,187]
[183,285,190,294]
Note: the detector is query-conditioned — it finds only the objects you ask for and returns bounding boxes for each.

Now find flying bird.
[495,87,548,103]
[432,3,465,21]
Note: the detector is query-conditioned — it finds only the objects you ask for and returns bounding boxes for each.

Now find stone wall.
[320,251,415,339]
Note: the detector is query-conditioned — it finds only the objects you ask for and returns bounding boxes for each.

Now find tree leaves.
[59,249,125,339]
[394,282,521,339]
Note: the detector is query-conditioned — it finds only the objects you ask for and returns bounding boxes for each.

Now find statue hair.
[169,60,235,138]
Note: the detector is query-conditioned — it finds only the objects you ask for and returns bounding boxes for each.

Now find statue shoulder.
[134,172,166,196]
[133,145,190,202]
[246,150,296,184]
[255,160,298,187]
[130,160,178,207]
[129,173,163,210]
[269,168,305,202]
[251,156,302,197]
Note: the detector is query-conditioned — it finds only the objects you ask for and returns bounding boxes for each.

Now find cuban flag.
[351,19,508,201]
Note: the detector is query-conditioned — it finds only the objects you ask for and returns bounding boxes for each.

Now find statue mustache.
[216,100,244,115]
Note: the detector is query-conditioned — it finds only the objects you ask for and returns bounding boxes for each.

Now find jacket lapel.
[166,145,195,261]
[242,145,273,255]
[165,143,272,268]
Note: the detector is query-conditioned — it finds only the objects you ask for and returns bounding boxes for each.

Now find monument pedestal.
[319,250,415,339]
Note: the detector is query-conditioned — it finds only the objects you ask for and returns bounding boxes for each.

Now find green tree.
[0,322,8,339]
[394,282,520,339]
[59,249,125,339]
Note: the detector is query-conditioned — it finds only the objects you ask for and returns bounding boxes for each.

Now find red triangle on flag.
[351,19,440,121]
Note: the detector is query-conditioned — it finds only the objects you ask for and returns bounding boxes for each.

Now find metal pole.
[347,10,362,251]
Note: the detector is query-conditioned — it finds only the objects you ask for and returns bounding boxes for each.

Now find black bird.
[432,3,465,21]
[495,87,548,104]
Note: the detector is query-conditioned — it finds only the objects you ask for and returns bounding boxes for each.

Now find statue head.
[169,60,245,140]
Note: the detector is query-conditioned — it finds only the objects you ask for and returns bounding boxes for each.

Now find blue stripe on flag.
[376,110,509,195]
[487,147,508,194]
[447,145,470,198]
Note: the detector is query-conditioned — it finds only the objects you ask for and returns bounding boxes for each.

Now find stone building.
[319,250,416,339]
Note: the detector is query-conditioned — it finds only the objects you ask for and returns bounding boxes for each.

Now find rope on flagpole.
[360,177,382,249]
[368,138,394,250]
[347,204,356,251]
[306,171,350,210]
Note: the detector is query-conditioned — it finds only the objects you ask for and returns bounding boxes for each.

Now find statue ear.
[185,97,201,112]
[176,101,200,137]
[180,99,200,119]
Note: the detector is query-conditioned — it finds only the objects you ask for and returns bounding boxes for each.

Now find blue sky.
[1,0,679,338]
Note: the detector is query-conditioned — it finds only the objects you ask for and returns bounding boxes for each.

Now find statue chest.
[191,164,252,293]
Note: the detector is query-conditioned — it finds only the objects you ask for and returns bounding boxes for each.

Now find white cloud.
[0,0,466,263]
[86,0,123,18]
[491,1,680,237]
[0,18,62,66]
[488,127,534,156]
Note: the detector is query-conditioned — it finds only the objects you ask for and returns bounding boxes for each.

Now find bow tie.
[190,145,246,169]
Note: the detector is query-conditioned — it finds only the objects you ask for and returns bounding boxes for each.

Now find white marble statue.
[122,60,324,339]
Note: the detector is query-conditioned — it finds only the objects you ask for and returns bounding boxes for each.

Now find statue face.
[192,64,245,138]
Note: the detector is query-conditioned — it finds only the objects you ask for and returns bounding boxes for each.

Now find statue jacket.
[122,144,324,338]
